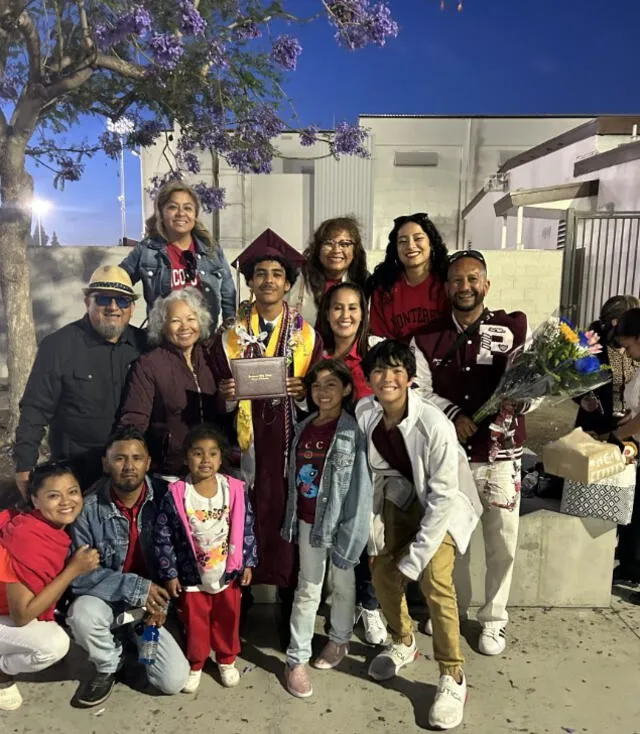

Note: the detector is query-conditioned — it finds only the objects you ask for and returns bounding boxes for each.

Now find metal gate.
[560,210,640,325]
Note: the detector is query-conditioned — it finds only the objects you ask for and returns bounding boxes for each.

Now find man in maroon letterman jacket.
[411,249,533,658]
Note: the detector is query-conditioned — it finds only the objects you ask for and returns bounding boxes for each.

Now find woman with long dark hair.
[366,213,449,342]
[575,294,640,436]
[300,217,369,326]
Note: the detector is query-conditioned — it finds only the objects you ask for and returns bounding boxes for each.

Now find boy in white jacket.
[357,340,482,731]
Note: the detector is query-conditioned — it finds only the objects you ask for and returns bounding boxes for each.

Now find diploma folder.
[230,356,288,400]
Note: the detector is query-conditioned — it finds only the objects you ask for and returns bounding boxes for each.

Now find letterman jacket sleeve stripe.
[410,338,462,421]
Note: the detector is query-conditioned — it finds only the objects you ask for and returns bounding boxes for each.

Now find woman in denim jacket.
[120,181,236,327]
[281,359,372,699]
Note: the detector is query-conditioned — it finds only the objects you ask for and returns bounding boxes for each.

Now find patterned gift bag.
[560,463,637,525]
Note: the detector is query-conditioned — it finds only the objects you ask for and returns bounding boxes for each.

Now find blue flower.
[271,35,303,71]
[575,355,600,374]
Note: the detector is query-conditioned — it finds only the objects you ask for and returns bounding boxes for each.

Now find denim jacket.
[120,236,236,325]
[69,476,167,607]
[281,410,373,570]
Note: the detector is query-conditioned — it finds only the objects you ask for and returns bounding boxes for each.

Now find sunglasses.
[394,212,429,225]
[448,249,486,267]
[183,250,198,282]
[92,294,133,309]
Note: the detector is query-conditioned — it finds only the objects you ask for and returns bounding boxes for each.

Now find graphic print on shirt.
[167,243,201,291]
[297,464,320,498]
[477,324,515,365]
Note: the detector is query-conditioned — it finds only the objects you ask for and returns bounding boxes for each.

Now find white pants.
[0,616,70,676]
[287,521,356,666]
[456,460,521,628]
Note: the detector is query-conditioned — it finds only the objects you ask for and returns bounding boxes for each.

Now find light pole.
[131,149,145,240]
[31,198,51,246]
[107,116,135,244]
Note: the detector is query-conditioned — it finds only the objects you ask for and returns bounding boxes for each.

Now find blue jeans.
[67,595,189,694]
[287,521,355,666]
[355,549,379,611]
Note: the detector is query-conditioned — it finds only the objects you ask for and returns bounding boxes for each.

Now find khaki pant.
[372,498,464,677]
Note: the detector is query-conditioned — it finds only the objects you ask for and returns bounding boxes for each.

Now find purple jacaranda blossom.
[94,6,152,50]
[192,183,226,211]
[226,147,273,174]
[99,131,122,159]
[300,126,319,146]
[149,33,184,70]
[233,20,261,41]
[148,171,184,200]
[271,35,302,71]
[331,121,369,157]
[327,0,398,49]
[178,0,206,36]
[207,42,229,69]
[129,120,166,148]
[178,151,202,174]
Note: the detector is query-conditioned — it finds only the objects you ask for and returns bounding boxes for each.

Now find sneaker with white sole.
[182,669,202,693]
[359,607,387,645]
[218,662,240,687]
[285,663,313,698]
[478,626,506,656]
[313,641,348,670]
[0,681,22,711]
[368,636,418,681]
[428,673,467,730]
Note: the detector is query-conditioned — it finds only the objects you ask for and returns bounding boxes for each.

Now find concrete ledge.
[455,507,615,608]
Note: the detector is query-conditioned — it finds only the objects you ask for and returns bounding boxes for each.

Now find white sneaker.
[368,636,418,681]
[182,669,202,693]
[218,662,240,687]
[360,607,387,645]
[428,673,467,730]
[478,626,506,656]
[0,682,22,711]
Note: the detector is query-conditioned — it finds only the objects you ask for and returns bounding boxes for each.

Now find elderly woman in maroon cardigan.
[118,287,223,479]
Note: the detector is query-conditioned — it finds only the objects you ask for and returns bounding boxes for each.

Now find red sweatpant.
[178,584,241,670]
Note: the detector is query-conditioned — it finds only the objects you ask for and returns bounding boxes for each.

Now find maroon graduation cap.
[232,228,306,278]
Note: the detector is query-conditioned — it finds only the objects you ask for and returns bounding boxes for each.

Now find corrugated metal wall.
[314,141,374,248]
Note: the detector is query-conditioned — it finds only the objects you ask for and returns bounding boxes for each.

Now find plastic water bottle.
[137,624,160,665]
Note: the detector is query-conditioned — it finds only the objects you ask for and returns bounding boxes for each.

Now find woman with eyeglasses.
[366,213,449,342]
[118,288,224,480]
[298,217,369,327]
[120,181,236,328]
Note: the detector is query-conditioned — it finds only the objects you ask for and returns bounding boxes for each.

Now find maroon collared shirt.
[111,485,148,576]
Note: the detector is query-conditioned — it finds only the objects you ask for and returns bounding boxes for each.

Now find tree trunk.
[0,140,38,443]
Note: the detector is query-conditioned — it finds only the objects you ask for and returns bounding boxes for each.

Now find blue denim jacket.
[281,410,373,570]
[69,476,166,607]
[120,236,236,324]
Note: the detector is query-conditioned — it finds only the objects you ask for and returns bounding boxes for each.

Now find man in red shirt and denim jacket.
[411,250,535,657]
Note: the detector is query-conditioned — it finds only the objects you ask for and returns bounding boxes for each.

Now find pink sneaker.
[285,663,313,698]
[312,641,349,670]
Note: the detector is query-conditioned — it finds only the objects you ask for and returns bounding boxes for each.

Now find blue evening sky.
[30,0,640,245]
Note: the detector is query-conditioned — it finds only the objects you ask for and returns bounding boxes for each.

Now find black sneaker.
[612,567,640,587]
[75,672,116,708]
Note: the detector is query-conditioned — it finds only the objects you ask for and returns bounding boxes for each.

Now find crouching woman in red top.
[0,462,99,710]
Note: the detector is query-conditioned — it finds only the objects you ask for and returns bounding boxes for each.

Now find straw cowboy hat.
[82,265,139,299]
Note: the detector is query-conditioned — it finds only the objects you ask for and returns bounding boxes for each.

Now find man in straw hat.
[14,265,147,496]
[210,229,323,648]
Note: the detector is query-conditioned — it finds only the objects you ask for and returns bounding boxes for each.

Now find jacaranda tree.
[0,0,399,436]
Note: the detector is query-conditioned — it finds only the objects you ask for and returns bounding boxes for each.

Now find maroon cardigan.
[118,340,222,475]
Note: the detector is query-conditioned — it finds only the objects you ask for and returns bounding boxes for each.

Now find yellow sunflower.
[559,321,579,344]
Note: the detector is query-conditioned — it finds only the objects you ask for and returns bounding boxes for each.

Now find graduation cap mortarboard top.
[231,228,307,312]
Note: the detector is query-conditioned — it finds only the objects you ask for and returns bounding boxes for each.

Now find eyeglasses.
[321,239,355,251]
[448,249,486,267]
[92,294,133,309]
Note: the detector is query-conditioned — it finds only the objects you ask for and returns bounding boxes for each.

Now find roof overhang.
[574,139,640,176]
[493,180,599,216]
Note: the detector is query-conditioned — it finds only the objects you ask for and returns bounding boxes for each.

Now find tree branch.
[94,53,146,80]
[18,8,42,85]
[75,0,93,52]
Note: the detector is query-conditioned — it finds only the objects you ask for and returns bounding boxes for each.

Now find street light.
[131,149,145,241]
[31,198,51,247]
[107,116,135,244]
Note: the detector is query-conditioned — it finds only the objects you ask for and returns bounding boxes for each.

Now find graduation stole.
[223,301,316,451]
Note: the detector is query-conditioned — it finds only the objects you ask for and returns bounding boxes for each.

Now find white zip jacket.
[356,390,483,581]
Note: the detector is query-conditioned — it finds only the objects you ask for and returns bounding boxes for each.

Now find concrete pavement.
[4,598,640,734]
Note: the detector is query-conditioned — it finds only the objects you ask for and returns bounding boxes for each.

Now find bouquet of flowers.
[472,317,611,424]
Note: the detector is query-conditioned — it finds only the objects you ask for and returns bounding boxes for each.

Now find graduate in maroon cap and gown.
[209,229,322,643]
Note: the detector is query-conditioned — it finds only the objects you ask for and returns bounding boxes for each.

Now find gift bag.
[543,428,626,484]
[560,463,637,525]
